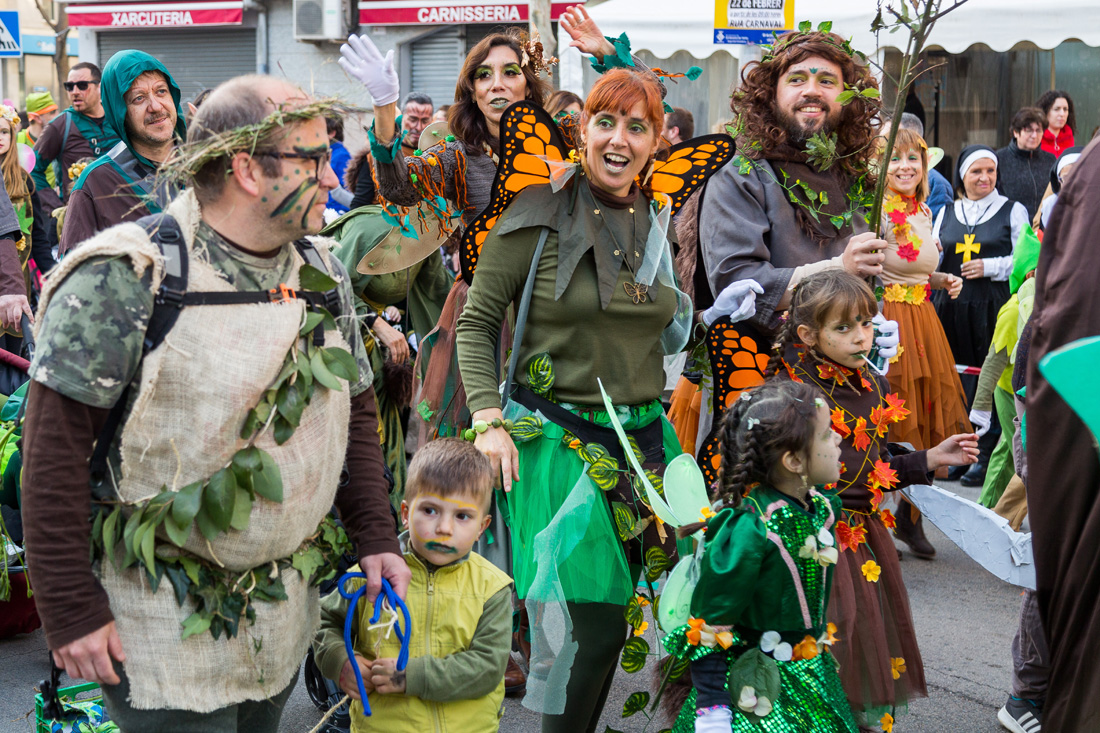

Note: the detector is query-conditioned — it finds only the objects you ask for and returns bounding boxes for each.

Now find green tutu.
[502,396,682,605]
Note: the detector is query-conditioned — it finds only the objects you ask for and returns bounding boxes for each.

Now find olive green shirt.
[456,182,679,411]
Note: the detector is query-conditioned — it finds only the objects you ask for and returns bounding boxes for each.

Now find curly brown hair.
[448,29,551,153]
[732,30,880,180]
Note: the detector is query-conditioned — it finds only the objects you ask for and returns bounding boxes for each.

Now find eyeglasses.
[256,149,332,178]
[63,80,99,92]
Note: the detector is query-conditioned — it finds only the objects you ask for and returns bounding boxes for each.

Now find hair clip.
[814,397,826,408]
[746,417,760,431]
[740,392,752,401]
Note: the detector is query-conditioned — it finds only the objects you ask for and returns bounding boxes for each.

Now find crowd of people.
[1,7,1097,733]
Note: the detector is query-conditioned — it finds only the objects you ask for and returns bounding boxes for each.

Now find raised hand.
[339,33,400,107]
[560,5,615,59]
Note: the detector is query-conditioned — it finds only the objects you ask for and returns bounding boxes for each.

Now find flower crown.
[0,105,19,131]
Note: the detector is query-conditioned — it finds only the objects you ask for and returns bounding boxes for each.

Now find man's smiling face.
[774,55,844,144]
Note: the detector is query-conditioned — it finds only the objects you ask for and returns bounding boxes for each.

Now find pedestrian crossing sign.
[0,12,21,58]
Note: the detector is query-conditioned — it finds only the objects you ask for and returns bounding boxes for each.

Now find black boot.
[893,500,936,559]
[959,462,987,487]
[946,464,968,481]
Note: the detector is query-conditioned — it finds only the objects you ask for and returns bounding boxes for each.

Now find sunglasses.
[63,80,99,92]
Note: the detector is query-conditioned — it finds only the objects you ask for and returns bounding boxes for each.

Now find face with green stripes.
[260,116,339,236]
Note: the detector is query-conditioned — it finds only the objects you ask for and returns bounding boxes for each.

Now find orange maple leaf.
[880,508,897,530]
[817,362,851,383]
[860,373,873,390]
[851,418,871,451]
[868,459,899,492]
[869,486,884,511]
[870,405,891,437]
[835,521,868,553]
[883,393,911,423]
[784,360,804,383]
[830,408,851,438]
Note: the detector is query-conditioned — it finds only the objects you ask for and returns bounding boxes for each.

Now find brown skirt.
[828,512,927,722]
[667,375,701,454]
[884,298,972,450]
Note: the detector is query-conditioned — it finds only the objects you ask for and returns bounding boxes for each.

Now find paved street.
[1,481,1023,733]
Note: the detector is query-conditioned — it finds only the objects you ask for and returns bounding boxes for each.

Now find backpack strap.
[53,112,74,197]
[88,221,344,486]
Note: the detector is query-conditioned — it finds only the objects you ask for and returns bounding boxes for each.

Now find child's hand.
[339,654,374,700]
[926,433,980,471]
[370,657,407,694]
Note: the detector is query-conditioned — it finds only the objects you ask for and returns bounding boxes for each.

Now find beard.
[775,98,842,146]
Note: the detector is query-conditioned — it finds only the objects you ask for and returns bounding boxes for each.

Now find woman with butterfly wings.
[339,7,635,448]
[454,68,734,728]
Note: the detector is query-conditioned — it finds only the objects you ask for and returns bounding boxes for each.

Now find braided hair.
[765,269,879,377]
[716,380,824,508]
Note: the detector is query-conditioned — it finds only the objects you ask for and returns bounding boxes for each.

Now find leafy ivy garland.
[89,264,356,641]
[514,353,684,732]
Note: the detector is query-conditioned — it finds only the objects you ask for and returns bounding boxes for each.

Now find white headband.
[959,149,997,179]
[1057,153,1082,179]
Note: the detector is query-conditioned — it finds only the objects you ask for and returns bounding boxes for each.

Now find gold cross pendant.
[956,233,981,263]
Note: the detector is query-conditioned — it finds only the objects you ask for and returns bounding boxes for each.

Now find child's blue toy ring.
[337,573,412,716]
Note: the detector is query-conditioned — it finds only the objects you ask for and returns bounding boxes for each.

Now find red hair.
[582,68,664,139]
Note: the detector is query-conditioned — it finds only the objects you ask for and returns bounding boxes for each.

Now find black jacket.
[995,140,1055,220]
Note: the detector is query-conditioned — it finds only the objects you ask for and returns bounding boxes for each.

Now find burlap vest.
[41,191,352,711]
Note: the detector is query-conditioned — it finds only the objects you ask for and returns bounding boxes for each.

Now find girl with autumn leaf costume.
[662,379,859,733]
[769,270,979,728]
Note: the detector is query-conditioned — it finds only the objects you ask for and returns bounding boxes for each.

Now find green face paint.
[425,541,458,554]
[809,67,819,74]
[269,177,320,229]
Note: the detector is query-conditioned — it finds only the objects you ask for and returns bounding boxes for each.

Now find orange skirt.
[884,298,972,450]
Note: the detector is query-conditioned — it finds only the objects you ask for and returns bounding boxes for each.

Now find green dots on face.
[261,196,267,203]
[273,185,279,191]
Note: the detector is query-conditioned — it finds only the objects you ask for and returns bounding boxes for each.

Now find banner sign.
[713,0,794,45]
[65,1,243,28]
[360,0,578,26]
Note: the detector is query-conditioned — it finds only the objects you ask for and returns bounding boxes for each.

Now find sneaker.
[998,696,1042,733]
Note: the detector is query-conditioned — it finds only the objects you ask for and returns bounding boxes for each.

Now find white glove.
[969,409,992,437]
[872,313,900,359]
[339,33,400,107]
[695,705,733,732]
[702,279,764,327]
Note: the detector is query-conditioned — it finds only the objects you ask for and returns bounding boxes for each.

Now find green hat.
[26,91,58,116]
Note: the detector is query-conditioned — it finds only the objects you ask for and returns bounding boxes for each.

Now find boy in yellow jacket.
[314,438,513,732]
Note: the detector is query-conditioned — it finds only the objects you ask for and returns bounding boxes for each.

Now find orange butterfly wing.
[696,316,770,487]
[459,102,573,284]
[647,136,736,217]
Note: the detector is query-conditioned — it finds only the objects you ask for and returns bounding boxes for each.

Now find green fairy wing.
[1038,335,1100,451]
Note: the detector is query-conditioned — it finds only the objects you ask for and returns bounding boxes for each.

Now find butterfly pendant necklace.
[593,203,646,304]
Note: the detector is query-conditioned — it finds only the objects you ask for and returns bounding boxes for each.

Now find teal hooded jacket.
[73,50,186,191]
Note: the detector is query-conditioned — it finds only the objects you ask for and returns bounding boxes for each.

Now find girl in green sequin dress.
[664,379,859,733]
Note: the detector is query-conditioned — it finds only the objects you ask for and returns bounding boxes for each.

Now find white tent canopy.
[559,0,1100,81]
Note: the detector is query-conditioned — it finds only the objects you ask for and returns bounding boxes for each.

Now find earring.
[800,474,809,489]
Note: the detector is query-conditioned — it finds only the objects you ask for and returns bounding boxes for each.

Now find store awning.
[63,0,244,28]
[360,0,577,27]
[559,0,1100,61]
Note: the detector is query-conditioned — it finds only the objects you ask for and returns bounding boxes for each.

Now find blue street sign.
[0,12,21,59]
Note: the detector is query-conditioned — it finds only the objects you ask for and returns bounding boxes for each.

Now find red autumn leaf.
[883,393,911,423]
[870,405,890,437]
[784,360,804,383]
[851,418,871,451]
[860,373,873,390]
[868,459,899,492]
[880,508,897,530]
[831,408,851,438]
[896,242,919,262]
[869,486,884,511]
[836,521,868,553]
[888,209,908,225]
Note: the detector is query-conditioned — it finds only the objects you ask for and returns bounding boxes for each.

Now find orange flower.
[868,460,899,492]
[635,595,651,608]
[823,623,839,646]
[881,712,895,732]
[791,635,820,661]
[686,617,704,645]
[830,408,851,438]
[851,418,871,451]
[880,508,897,530]
[861,560,882,582]
[633,621,649,637]
[700,506,716,522]
[891,657,907,679]
[835,521,867,553]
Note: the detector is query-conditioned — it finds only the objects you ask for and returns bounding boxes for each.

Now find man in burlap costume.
[21,75,410,731]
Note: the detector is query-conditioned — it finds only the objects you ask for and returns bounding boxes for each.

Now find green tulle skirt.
[502,397,682,606]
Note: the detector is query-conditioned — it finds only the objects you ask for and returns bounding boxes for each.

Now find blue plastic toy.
[337,574,411,716]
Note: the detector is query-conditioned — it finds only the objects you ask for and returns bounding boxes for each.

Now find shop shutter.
[98,28,257,103]
[409,28,463,109]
